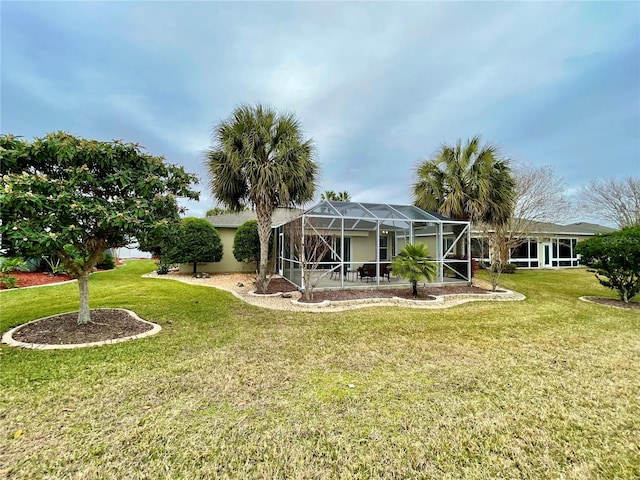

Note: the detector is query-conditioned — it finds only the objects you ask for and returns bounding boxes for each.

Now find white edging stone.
[290,288,524,310]
[2,308,161,350]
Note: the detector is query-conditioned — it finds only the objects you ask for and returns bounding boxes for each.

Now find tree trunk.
[255,205,273,294]
[77,272,91,324]
[412,281,418,297]
[193,262,197,276]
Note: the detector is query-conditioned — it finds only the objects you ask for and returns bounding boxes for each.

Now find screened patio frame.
[275,201,471,291]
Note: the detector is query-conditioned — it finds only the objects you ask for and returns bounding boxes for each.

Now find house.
[179,208,302,274]
[471,221,616,268]
[194,201,471,290]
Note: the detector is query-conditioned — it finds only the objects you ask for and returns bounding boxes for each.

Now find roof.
[305,201,458,222]
[205,208,302,228]
[473,220,616,236]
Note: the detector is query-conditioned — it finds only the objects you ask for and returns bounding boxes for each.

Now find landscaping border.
[2,308,161,350]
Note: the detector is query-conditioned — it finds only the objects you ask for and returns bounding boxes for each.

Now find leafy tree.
[574,226,640,303]
[320,190,350,201]
[390,243,437,297]
[165,218,223,275]
[233,220,260,265]
[413,135,516,228]
[0,132,198,324]
[206,104,318,293]
[577,177,640,228]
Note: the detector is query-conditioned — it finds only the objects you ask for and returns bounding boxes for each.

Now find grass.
[0,261,638,479]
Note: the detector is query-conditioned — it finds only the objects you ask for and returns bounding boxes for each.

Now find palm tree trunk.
[255,205,273,294]
[77,272,91,324]
[412,281,418,297]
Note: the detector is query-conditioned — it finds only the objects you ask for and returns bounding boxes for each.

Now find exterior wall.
[178,227,256,274]
[350,232,439,262]
[415,236,438,256]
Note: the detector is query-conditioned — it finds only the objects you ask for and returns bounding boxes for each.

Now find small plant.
[390,243,437,297]
[0,275,18,289]
[493,262,517,274]
[41,255,67,276]
[0,257,26,289]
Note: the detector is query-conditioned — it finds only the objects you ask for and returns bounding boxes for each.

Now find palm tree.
[206,104,318,293]
[390,243,437,297]
[320,190,351,201]
[413,135,516,255]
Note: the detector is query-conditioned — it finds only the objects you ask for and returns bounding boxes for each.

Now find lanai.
[274,201,471,291]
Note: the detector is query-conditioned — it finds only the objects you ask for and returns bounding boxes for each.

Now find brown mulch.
[0,272,74,290]
[301,285,490,303]
[258,277,299,294]
[583,296,640,311]
[12,310,153,345]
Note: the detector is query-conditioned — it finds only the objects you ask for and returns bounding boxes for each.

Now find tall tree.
[321,190,351,201]
[413,135,516,226]
[206,104,318,293]
[0,132,199,324]
[577,177,640,228]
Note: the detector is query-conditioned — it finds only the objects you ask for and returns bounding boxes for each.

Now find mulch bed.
[301,285,490,303]
[0,272,74,290]
[259,278,490,303]
[583,296,640,311]
[259,277,299,294]
[12,310,153,345]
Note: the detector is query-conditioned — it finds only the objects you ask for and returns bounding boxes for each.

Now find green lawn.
[1,261,638,479]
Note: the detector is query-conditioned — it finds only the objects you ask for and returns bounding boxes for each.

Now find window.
[443,237,454,255]
[379,235,388,260]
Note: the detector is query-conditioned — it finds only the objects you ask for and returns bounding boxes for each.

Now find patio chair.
[357,263,391,282]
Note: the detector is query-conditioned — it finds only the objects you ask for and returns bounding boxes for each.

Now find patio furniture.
[357,263,391,282]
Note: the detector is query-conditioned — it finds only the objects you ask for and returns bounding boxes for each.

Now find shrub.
[0,256,25,289]
[96,252,116,270]
[40,255,67,275]
[495,262,517,274]
[0,275,17,289]
[233,220,261,264]
[165,218,223,276]
[575,226,640,303]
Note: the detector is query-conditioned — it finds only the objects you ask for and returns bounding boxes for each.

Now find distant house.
[471,221,616,268]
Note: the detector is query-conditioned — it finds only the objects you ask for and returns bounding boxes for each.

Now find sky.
[2,1,639,222]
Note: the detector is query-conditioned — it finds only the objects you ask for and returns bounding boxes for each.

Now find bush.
[40,255,67,275]
[0,257,27,273]
[0,256,25,289]
[165,218,223,276]
[233,220,261,264]
[96,252,116,270]
[575,226,640,303]
[0,275,17,289]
